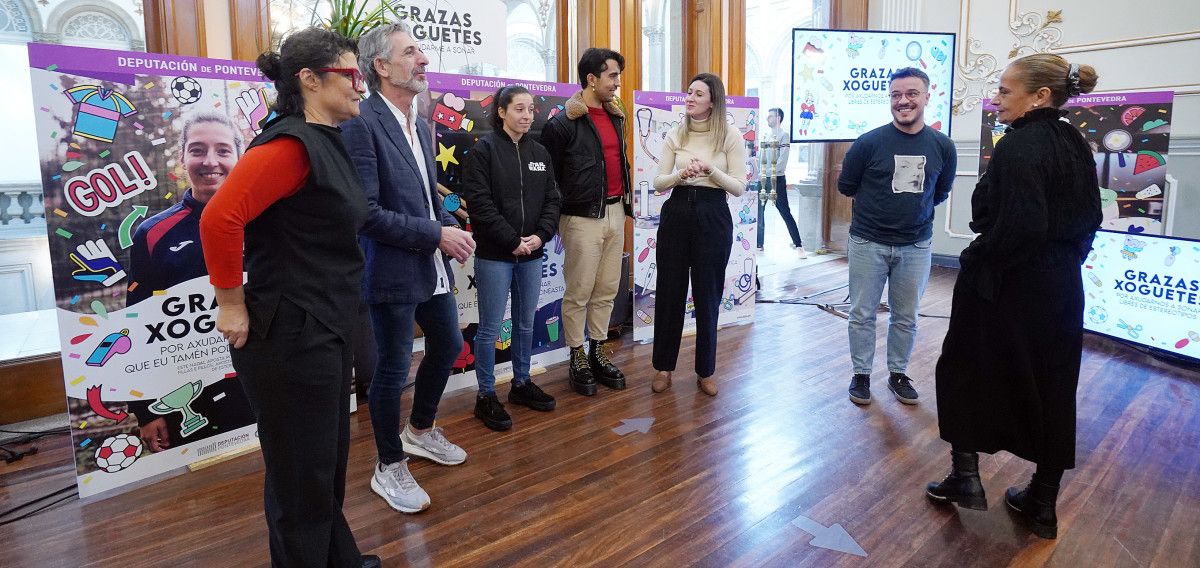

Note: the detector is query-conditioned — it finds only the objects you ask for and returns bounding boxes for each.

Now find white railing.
[0,183,46,235]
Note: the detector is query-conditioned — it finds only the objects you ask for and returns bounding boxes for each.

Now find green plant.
[320,0,401,39]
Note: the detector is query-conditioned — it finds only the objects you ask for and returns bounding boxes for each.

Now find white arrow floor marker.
[791,514,867,557]
[612,417,655,435]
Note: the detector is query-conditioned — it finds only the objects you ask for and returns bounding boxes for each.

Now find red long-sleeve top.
[199,137,311,288]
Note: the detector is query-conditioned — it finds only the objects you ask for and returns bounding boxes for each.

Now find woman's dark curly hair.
[256,27,358,117]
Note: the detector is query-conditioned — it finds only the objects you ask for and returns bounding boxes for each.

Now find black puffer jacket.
[539,91,632,218]
[459,130,561,263]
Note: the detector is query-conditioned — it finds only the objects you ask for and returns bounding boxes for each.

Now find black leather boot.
[589,339,626,390]
[568,346,597,396]
[1005,479,1059,539]
[926,451,988,510]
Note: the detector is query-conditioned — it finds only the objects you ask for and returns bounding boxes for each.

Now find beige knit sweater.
[652,116,748,196]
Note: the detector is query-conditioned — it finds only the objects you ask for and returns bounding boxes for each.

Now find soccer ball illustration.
[171,76,203,104]
[95,433,143,473]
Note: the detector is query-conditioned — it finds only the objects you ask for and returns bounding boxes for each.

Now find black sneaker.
[888,372,919,405]
[509,380,556,411]
[848,374,871,405]
[474,393,512,431]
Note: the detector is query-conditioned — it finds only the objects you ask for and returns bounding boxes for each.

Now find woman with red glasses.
[199,27,379,568]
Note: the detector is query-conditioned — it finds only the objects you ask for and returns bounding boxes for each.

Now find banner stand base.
[187,440,261,472]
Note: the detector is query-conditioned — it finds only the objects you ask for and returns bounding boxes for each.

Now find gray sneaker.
[400,424,467,465]
[370,458,430,513]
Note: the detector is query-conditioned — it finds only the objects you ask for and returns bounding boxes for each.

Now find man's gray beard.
[392,76,428,94]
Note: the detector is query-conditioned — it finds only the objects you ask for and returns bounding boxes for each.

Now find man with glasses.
[341,22,477,514]
[837,67,956,406]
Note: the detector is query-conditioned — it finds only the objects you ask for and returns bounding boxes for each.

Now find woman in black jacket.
[926,54,1101,540]
[459,85,562,431]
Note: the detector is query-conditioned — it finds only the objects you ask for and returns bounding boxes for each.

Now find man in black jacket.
[540,48,632,396]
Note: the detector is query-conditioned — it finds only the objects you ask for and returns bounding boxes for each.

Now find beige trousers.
[559,202,626,348]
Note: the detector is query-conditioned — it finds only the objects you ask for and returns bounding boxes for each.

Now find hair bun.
[1076,64,1099,95]
[256,52,282,81]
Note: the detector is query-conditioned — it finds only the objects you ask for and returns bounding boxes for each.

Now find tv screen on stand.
[1083,229,1200,364]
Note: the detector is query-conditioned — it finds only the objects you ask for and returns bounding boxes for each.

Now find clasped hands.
[678,158,713,180]
[511,234,543,256]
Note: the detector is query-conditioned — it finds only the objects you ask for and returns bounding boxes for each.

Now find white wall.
[870,0,1200,258]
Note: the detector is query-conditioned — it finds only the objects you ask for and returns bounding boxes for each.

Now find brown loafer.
[651,371,672,393]
[697,376,718,396]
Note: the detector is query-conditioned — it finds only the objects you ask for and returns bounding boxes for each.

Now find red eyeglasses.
[297,67,366,90]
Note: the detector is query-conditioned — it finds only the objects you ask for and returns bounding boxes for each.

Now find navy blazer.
[341,93,458,304]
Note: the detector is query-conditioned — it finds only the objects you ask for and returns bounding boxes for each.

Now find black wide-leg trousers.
[652,187,733,378]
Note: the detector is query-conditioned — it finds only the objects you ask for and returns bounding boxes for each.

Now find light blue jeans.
[474,257,543,395]
[847,234,932,375]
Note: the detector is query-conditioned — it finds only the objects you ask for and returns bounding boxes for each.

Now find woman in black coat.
[926,54,1102,540]
[458,85,562,431]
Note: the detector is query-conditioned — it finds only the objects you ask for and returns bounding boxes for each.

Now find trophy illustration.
[149,381,210,438]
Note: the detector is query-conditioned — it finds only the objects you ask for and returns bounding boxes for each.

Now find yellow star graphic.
[800,65,815,81]
[435,143,459,171]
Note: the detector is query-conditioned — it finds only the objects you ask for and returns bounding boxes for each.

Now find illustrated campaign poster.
[631,91,759,343]
[28,44,273,498]
[421,73,574,382]
[981,91,1174,235]
[1082,230,1200,361]
[791,29,954,142]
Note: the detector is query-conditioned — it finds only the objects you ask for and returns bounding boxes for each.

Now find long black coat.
[935,107,1102,469]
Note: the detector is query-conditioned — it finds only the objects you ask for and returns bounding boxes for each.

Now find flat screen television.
[1083,229,1200,364]
[790,28,955,142]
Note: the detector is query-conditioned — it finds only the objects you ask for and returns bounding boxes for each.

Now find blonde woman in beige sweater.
[650,73,747,396]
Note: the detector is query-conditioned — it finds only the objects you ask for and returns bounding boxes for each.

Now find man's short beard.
[892,109,921,125]
[392,76,428,94]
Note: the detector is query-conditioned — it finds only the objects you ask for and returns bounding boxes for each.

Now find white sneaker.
[795,246,809,259]
[401,424,467,465]
[370,458,430,513]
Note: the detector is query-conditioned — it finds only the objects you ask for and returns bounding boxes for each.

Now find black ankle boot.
[568,346,597,396]
[588,339,626,389]
[926,451,988,510]
[1005,480,1059,539]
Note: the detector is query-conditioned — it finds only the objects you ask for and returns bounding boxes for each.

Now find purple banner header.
[28,43,264,82]
[427,72,578,98]
[634,90,758,110]
[983,90,1175,111]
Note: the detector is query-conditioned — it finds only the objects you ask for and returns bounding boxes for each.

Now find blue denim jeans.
[847,234,932,375]
[367,292,461,464]
[474,257,542,395]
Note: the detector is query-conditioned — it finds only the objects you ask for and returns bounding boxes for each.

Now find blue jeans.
[847,235,932,375]
[367,292,461,464]
[474,257,542,395]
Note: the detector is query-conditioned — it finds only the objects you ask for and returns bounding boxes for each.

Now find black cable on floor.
[0,427,71,435]
[0,485,78,527]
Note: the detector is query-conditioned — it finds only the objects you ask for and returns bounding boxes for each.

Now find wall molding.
[1053,30,1200,54]
[0,262,36,313]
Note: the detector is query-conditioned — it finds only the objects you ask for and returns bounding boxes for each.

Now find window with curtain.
[270,1,557,82]
[268,0,329,48]
[1,0,146,359]
[745,0,828,181]
[639,0,681,92]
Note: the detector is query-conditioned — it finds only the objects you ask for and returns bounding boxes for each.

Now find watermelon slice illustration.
[1133,150,1165,175]
[1141,118,1169,132]
[1120,106,1145,126]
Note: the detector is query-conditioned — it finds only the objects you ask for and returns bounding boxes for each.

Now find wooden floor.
[3,259,1200,568]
